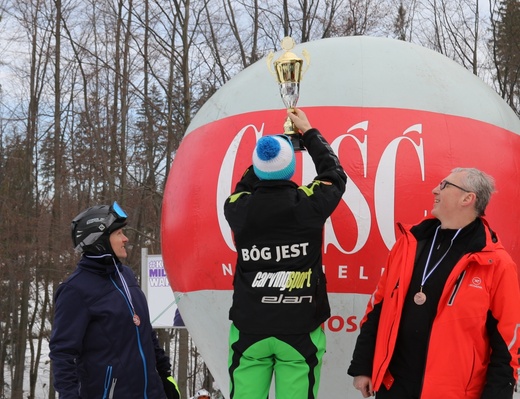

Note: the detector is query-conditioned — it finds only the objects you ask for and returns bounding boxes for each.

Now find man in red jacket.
[348,168,520,399]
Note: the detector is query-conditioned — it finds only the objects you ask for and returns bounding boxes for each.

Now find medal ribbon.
[115,262,140,325]
[420,225,462,290]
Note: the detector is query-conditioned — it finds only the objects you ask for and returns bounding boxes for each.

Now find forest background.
[0,0,519,398]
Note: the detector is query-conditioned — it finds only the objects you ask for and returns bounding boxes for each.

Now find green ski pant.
[228,323,326,399]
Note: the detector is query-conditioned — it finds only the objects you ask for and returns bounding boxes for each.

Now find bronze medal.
[133,314,141,326]
[416,226,461,307]
[414,291,427,305]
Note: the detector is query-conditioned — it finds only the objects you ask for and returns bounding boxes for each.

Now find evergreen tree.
[492,0,520,114]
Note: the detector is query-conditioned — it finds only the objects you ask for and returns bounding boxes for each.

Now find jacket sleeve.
[303,128,347,191]
[223,166,259,232]
[347,301,382,377]
[49,284,89,399]
[152,329,172,377]
[231,165,260,194]
[299,128,347,219]
[347,268,390,377]
[347,237,398,378]
[481,252,520,399]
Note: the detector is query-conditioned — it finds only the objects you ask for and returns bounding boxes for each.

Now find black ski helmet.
[71,201,128,255]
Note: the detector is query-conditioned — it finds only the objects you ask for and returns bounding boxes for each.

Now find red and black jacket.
[348,217,520,399]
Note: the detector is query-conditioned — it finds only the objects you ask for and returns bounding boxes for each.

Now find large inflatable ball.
[161,36,520,398]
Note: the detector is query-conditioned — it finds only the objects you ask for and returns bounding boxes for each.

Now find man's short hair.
[453,167,495,216]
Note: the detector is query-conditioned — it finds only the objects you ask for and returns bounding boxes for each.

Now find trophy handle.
[301,49,311,77]
[266,51,276,77]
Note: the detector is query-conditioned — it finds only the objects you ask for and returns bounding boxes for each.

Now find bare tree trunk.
[224,0,248,67]
[180,0,192,131]
[47,0,63,396]
[11,0,46,394]
[119,0,133,202]
[110,0,124,199]
[177,329,190,399]
[28,277,51,399]
[164,0,177,183]
[12,273,31,399]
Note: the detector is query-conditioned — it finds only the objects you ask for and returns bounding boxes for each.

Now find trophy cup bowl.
[267,37,310,151]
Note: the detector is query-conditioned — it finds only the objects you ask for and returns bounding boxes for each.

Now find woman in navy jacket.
[50,202,180,399]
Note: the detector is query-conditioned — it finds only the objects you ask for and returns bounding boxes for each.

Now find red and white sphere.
[161,36,520,398]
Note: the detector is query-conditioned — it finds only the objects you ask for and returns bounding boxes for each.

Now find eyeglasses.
[439,180,471,193]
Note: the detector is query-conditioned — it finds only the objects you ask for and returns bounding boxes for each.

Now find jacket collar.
[254,179,298,189]
[405,216,489,254]
[78,254,121,275]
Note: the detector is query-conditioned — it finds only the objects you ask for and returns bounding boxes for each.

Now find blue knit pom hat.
[253,135,296,180]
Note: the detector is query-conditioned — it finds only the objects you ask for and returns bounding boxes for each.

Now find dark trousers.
[376,378,421,399]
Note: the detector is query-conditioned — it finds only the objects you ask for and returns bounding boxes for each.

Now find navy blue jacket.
[50,256,170,398]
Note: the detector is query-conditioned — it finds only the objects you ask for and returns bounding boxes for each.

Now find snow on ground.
[8,339,520,398]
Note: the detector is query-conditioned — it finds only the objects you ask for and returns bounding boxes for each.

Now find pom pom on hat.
[253,135,296,180]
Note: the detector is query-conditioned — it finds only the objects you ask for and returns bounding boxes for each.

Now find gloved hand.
[161,374,181,399]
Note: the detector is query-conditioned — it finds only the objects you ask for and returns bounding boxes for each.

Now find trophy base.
[285,133,306,151]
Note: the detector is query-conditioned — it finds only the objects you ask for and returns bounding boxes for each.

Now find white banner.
[141,248,185,328]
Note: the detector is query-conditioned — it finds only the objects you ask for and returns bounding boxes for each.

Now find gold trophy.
[267,37,310,151]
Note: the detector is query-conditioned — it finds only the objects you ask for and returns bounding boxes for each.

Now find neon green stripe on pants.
[228,323,326,399]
